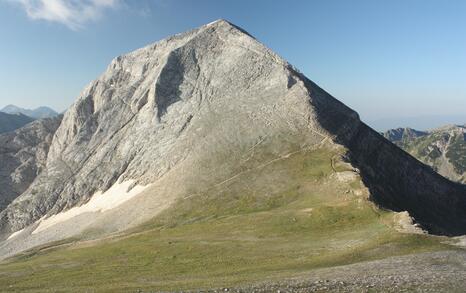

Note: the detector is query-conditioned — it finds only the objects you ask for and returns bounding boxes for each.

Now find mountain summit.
[0,20,465,260]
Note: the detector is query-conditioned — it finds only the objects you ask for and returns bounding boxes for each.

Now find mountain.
[0,112,34,134]
[1,104,58,119]
[0,20,465,291]
[0,116,62,211]
[384,125,466,183]
[383,127,428,143]
[369,114,466,131]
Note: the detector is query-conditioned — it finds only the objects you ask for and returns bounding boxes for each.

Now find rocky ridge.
[383,127,428,143]
[384,125,466,183]
[0,112,34,134]
[0,116,62,211]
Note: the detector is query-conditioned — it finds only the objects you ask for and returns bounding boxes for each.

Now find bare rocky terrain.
[212,250,466,293]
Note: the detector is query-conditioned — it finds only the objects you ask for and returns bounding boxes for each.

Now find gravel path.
[201,250,466,292]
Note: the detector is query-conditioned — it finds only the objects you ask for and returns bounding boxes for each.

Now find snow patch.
[7,228,25,240]
[32,180,150,234]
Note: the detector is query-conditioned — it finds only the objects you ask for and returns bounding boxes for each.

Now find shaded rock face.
[345,123,466,235]
[0,116,62,211]
[0,112,34,134]
[0,19,465,241]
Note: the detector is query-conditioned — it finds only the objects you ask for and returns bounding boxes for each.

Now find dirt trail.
[214,250,466,293]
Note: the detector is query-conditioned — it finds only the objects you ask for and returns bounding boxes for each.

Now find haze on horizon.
[0,0,465,130]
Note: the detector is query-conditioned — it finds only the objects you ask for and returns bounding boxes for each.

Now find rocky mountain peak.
[0,20,360,239]
[1,21,465,259]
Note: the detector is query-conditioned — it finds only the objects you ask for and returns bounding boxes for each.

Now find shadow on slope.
[298,72,466,236]
[344,123,466,236]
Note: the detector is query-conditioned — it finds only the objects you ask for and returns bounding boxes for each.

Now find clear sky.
[0,0,465,129]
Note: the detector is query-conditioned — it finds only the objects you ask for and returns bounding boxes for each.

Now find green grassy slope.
[0,147,452,292]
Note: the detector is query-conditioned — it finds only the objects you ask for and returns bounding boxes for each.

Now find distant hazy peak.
[382,127,428,143]
[1,104,58,119]
[429,124,466,133]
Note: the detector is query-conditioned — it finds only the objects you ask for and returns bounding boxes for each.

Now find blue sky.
[0,0,465,129]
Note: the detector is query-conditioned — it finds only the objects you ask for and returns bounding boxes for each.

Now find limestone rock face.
[0,116,62,211]
[0,19,465,246]
[0,20,360,237]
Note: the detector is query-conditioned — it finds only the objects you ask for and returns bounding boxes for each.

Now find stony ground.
[203,250,466,293]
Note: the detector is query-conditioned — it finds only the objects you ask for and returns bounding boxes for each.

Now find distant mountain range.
[1,104,58,119]
[369,114,466,132]
[0,112,35,134]
[0,105,59,134]
[384,125,466,183]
